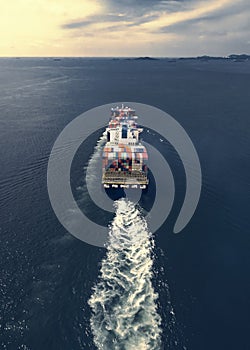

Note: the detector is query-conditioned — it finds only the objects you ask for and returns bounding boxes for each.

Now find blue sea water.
[0,57,250,349]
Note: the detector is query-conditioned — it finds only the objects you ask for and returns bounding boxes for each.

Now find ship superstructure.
[102,105,149,189]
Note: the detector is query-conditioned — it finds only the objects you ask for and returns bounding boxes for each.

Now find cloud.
[137,0,235,30]
[152,0,250,56]
[62,13,160,30]
[61,0,196,31]
[156,1,250,33]
[1,0,249,56]
[62,13,128,29]
[156,0,250,33]
[106,0,191,11]
[57,0,250,56]
[62,0,243,34]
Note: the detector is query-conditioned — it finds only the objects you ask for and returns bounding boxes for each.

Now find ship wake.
[88,199,162,350]
[85,131,107,190]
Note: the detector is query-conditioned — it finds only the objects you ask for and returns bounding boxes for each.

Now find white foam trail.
[85,131,107,190]
[77,130,114,212]
[88,199,162,350]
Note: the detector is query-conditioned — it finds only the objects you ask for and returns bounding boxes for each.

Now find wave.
[88,199,162,350]
[85,131,107,192]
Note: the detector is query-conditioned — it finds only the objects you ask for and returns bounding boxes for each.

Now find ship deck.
[102,170,148,185]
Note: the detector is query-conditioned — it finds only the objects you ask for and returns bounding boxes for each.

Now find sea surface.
[0,57,250,350]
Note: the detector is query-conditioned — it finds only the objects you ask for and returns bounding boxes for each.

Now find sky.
[0,0,249,57]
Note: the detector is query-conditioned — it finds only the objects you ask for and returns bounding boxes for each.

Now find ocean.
[0,57,250,350]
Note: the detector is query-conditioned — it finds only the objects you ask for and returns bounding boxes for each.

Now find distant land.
[117,54,250,62]
[2,54,250,61]
[178,54,250,61]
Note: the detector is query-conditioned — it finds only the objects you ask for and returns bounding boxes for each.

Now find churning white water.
[88,199,162,350]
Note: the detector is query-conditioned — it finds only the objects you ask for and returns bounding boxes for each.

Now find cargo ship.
[102,105,149,189]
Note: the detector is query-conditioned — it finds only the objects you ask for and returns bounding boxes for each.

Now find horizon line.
[0,53,249,59]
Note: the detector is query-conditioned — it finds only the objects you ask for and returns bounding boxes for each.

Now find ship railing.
[102,170,148,184]
[103,170,147,177]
